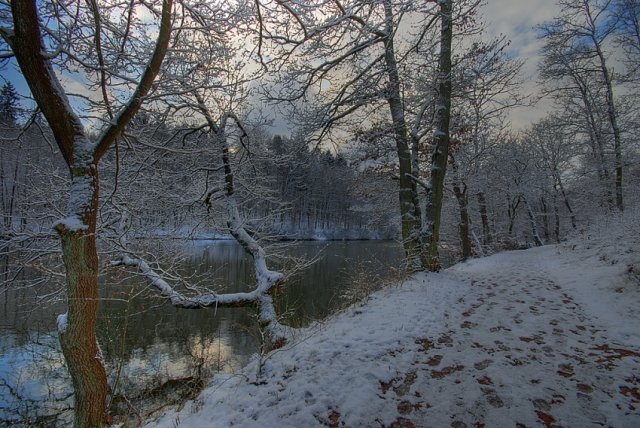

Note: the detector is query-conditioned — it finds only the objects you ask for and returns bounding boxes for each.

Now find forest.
[0,0,639,426]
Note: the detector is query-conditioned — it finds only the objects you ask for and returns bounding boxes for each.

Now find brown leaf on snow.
[576,383,594,393]
[397,400,423,415]
[387,417,415,428]
[393,371,417,396]
[426,355,443,366]
[620,385,640,403]
[477,375,493,385]
[380,378,398,394]
[536,410,555,428]
[594,344,640,358]
[415,338,432,352]
[328,410,341,428]
[593,344,640,369]
[481,387,504,408]
[557,363,574,378]
[437,334,453,345]
[431,365,465,379]
[474,359,492,370]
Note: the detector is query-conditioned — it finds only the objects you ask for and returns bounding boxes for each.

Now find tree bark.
[382,0,423,269]
[453,178,472,260]
[477,192,492,245]
[422,0,453,271]
[554,172,577,230]
[523,196,543,247]
[55,167,108,428]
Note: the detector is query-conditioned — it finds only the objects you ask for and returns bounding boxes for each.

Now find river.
[0,240,404,424]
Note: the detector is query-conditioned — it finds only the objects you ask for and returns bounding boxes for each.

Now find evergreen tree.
[0,82,19,125]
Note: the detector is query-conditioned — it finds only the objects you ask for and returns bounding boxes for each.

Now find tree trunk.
[523,196,543,247]
[453,179,472,260]
[507,195,520,238]
[586,5,624,211]
[54,167,108,427]
[422,0,453,271]
[382,0,423,269]
[554,201,561,243]
[540,196,549,242]
[576,77,613,208]
[477,192,492,244]
[554,172,577,229]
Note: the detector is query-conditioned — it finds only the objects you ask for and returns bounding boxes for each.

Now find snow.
[56,312,68,333]
[145,218,640,428]
[53,173,94,232]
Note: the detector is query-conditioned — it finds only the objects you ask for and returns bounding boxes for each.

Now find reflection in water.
[0,240,403,423]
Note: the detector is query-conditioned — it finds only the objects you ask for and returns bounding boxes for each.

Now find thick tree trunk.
[54,167,108,427]
[382,0,423,269]
[422,0,453,271]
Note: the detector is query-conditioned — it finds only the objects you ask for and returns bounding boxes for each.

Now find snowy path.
[391,249,640,427]
[149,242,640,428]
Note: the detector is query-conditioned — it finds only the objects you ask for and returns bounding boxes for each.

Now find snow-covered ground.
[147,214,640,427]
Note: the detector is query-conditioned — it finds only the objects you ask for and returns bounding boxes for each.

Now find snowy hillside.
[147,212,640,427]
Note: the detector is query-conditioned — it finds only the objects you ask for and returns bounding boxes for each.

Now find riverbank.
[147,216,640,427]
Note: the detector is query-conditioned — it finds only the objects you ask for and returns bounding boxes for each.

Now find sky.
[1,0,562,131]
[481,0,561,128]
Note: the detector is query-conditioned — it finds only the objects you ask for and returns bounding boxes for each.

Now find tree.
[0,81,18,124]
[253,0,476,270]
[526,117,578,232]
[421,0,454,270]
[539,0,624,211]
[614,0,640,84]
[0,1,173,425]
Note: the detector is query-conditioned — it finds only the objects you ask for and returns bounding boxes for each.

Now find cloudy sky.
[481,0,561,128]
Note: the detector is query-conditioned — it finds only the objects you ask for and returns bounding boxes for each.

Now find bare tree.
[252,0,480,270]
[539,0,624,211]
[0,1,173,425]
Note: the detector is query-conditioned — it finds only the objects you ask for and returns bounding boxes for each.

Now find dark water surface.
[0,240,403,423]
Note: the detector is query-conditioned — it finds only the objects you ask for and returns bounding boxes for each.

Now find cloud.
[480,0,561,128]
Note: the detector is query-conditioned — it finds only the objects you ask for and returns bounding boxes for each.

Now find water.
[0,240,403,424]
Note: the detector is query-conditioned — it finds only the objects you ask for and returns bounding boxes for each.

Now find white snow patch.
[56,312,68,333]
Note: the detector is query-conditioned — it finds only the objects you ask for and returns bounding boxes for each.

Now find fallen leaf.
[536,410,555,428]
